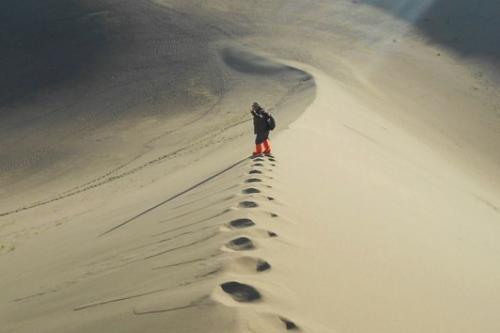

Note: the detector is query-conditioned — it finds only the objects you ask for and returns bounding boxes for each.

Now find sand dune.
[362,0,500,67]
[1,0,500,332]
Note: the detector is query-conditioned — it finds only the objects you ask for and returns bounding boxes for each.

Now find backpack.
[266,114,276,131]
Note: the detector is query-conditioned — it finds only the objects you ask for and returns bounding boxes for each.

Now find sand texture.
[1,1,500,332]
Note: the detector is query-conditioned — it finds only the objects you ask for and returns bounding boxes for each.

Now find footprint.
[280,317,299,330]
[252,163,264,167]
[249,170,263,174]
[227,237,255,250]
[242,188,261,194]
[246,178,262,183]
[229,218,255,229]
[270,213,279,218]
[267,196,275,201]
[256,259,271,272]
[267,231,278,237]
[253,157,265,162]
[268,158,276,162]
[231,257,271,273]
[238,201,258,208]
[220,281,261,302]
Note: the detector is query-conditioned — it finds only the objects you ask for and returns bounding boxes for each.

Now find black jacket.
[252,108,269,134]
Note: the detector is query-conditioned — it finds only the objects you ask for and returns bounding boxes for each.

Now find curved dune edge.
[1,47,500,332]
[159,62,500,333]
[0,53,317,332]
[2,1,500,331]
[146,61,500,332]
[2,61,500,333]
[266,65,500,332]
[0,48,315,218]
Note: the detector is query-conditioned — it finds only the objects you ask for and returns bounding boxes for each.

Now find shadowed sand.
[1,1,500,333]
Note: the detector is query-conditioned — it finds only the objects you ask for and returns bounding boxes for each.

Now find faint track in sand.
[0,90,298,219]
[0,51,314,221]
[0,119,248,219]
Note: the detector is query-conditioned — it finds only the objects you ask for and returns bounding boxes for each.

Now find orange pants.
[262,138,271,153]
[254,138,271,155]
[254,131,271,155]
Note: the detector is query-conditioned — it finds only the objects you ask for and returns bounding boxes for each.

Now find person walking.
[250,102,274,156]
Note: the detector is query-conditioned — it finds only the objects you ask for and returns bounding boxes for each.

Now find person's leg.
[263,140,271,154]
[254,133,264,155]
[262,131,271,154]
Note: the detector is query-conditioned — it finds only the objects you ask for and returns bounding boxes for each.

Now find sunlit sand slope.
[1,1,500,332]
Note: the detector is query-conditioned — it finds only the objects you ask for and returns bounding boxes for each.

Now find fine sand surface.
[1,1,500,332]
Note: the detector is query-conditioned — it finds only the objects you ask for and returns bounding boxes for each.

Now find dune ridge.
[0,49,314,332]
[2,1,500,332]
